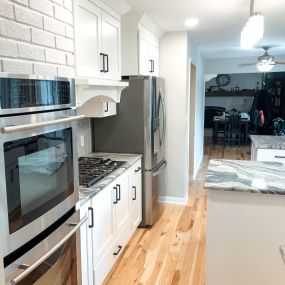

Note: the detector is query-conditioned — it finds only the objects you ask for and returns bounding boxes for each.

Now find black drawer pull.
[132,186,136,201]
[135,167,141,173]
[113,186,118,204]
[113,245,122,256]
[100,53,105,72]
[116,184,121,201]
[275,155,285,159]
[104,102,109,113]
[88,207,94,228]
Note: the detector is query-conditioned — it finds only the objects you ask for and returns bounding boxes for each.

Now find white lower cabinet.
[251,144,285,163]
[129,161,142,233]
[81,159,142,285]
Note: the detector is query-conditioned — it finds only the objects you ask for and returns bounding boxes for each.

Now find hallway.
[105,139,251,285]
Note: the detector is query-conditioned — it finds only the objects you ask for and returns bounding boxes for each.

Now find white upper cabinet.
[74,0,121,81]
[121,13,163,76]
[138,26,159,76]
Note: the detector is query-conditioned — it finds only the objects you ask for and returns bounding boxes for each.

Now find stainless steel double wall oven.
[0,74,85,284]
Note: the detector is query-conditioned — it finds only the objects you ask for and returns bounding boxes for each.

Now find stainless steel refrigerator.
[93,76,167,226]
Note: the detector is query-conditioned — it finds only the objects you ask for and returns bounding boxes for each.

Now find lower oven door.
[5,210,87,285]
[0,109,83,257]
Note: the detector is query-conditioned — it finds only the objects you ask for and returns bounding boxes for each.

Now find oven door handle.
[2,115,85,134]
[11,215,88,285]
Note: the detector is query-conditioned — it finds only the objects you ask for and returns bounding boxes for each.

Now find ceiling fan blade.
[238,63,257,67]
[275,61,285,64]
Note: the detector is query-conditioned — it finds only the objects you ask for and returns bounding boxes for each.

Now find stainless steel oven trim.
[0,73,75,115]
[5,210,85,285]
[0,109,80,257]
[2,114,85,133]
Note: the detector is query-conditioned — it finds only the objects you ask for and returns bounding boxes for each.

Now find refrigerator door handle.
[159,89,166,146]
[152,160,167,176]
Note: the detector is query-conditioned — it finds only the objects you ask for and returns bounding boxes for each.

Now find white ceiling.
[124,0,285,59]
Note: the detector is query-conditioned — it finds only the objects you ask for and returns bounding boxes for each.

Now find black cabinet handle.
[88,207,94,228]
[113,186,118,204]
[116,184,121,201]
[135,167,141,173]
[104,54,109,73]
[132,186,137,201]
[104,102,109,113]
[275,155,285,159]
[149,59,152,73]
[152,60,154,73]
[113,245,122,256]
[100,53,105,72]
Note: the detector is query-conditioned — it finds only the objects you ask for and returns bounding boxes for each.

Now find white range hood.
[75,78,129,117]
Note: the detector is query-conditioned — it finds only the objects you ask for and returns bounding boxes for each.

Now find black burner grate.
[78,157,126,188]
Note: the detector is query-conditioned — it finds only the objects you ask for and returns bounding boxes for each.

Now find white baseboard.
[159,193,189,205]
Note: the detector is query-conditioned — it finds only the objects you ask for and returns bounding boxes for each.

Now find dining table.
[212,116,251,144]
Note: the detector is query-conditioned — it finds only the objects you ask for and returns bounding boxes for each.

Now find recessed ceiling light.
[185,18,199,28]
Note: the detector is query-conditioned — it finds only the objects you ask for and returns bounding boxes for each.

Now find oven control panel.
[0,77,74,111]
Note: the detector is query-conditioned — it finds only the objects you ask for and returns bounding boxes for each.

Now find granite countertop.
[250,135,285,150]
[79,152,142,205]
[204,159,285,195]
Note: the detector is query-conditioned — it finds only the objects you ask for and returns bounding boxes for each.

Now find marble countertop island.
[204,159,285,195]
[250,135,285,150]
[79,152,142,204]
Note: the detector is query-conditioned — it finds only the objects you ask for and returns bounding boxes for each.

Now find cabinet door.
[149,39,159,76]
[91,183,115,265]
[114,173,131,235]
[129,161,142,233]
[75,0,102,78]
[80,200,94,285]
[101,11,121,80]
[139,32,151,76]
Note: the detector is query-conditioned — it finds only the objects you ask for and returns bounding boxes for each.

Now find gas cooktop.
[78,157,126,188]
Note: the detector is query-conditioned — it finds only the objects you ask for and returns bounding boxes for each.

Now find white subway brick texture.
[43,17,66,36]
[51,0,64,5]
[56,36,73,52]
[2,59,33,74]
[65,25,74,39]
[33,63,57,76]
[18,43,45,61]
[54,5,73,25]
[29,0,53,17]
[0,19,31,41]
[45,49,66,65]
[0,39,18,57]
[10,0,28,6]
[15,6,43,29]
[0,0,14,19]
[64,0,73,11]
[32,29,55,48]
[0,0,75,77]
[66,53,74,66]
[57,66,75,77]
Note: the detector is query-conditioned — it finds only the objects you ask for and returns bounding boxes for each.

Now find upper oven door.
[0,74,75,115]
[0,109,82,257]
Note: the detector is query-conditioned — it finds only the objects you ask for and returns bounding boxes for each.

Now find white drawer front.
[257,149,285,163]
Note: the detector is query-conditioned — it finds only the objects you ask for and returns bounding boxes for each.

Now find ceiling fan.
[239,46,285,71]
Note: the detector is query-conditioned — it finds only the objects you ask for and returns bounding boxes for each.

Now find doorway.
[189,63,196,178]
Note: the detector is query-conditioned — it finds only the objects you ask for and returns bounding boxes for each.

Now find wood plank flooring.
[105,138,251,285]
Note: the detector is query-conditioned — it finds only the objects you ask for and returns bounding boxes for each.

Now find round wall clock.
[216,74,230,87]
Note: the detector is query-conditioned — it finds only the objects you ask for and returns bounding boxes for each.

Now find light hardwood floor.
[105,138,251,285]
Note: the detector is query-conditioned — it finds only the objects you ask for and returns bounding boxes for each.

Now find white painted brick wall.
[32,29,55,48]
[0,39,18,57]
[15,5,43,29]
[0,0,14,19]
[29,0,53,17]
[0,0,75,77]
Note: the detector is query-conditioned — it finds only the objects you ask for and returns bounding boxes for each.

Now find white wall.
[187,33,205,179]
[160,32,188,200]
[0,0,75,77]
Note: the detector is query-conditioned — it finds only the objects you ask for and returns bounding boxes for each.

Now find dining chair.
[224,114,242,146]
